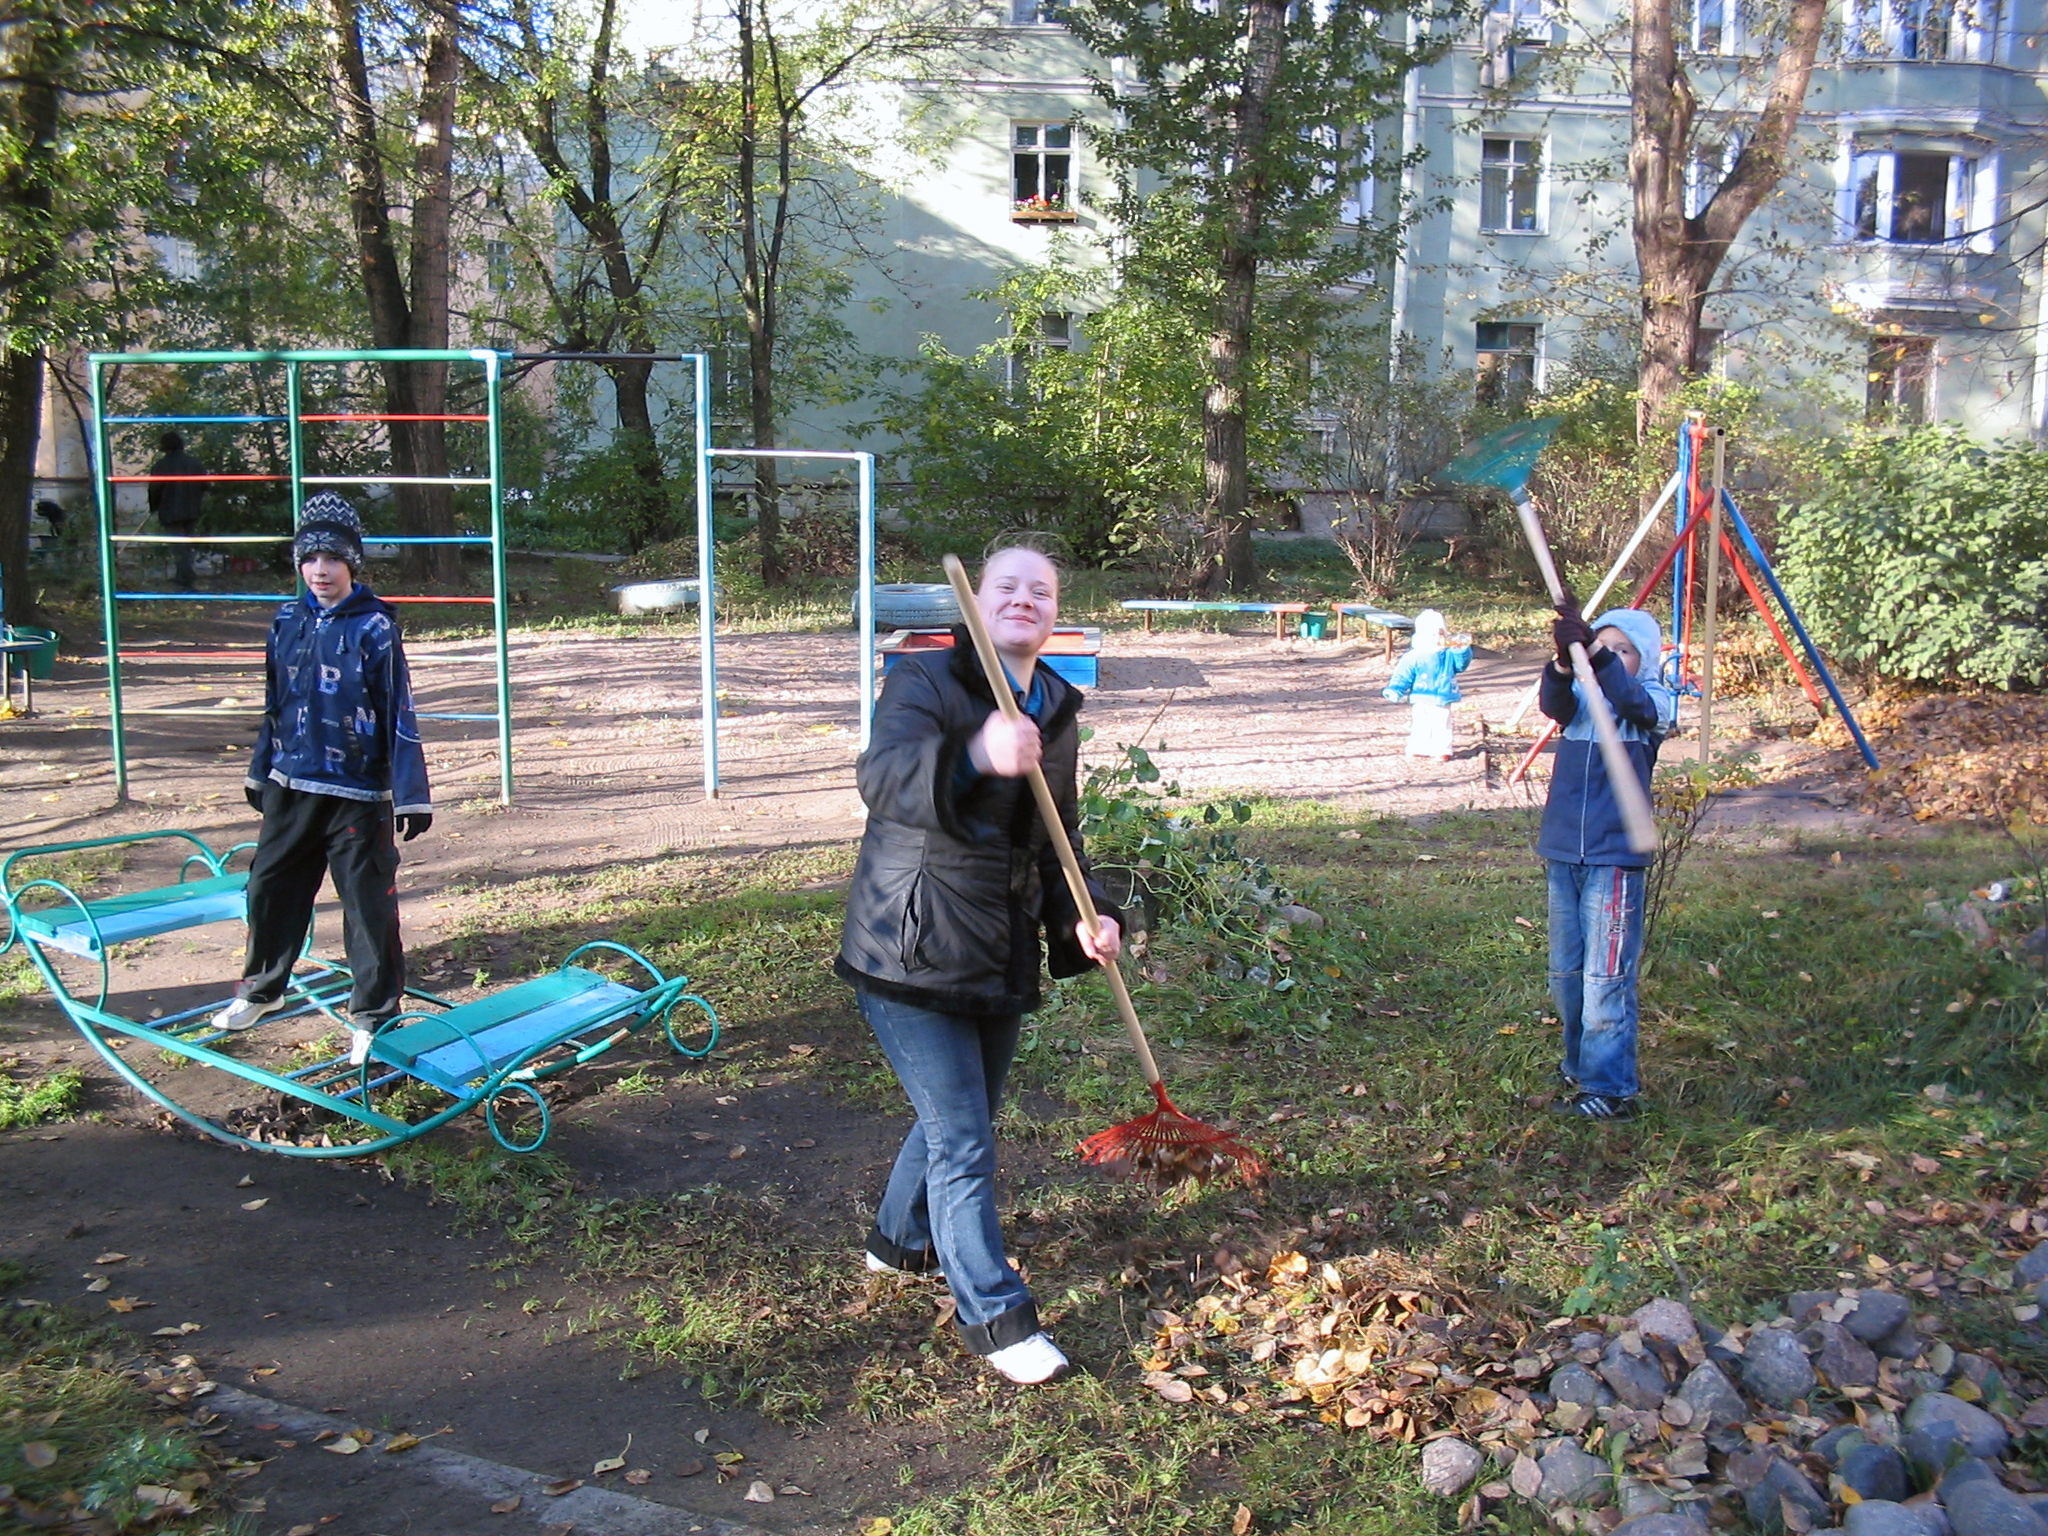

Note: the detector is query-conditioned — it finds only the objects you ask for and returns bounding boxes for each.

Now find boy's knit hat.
[1411,608,1446,652]
[293,492,365,570]
[1588,608,1662,676]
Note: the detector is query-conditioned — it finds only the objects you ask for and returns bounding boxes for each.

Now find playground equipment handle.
[941,555,1164,1090]
[1512,498,1660,856]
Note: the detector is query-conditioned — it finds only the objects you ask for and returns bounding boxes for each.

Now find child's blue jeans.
[857,990,1038,1355]
[1546,861,1646,1100]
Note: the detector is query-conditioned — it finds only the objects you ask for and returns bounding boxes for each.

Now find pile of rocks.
[1419,1267,2048,1535]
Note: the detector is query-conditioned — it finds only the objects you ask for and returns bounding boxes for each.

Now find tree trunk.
[0,347,43,623]
[401,0,460,588]
[1198,0,1289,597]
[735,0,785,587]
[1630,0,1827,441]
[605,356,671,550]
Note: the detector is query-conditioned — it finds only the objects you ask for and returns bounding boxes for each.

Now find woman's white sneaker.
[210,996,282,1032]
[986,1332,1069,1385]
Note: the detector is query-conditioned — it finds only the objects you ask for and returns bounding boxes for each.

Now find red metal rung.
[108,474,285,482]
[298,413,491,422]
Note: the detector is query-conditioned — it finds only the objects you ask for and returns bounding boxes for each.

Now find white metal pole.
[693,353,719,801]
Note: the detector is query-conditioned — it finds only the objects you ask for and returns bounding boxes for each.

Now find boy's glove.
[1552,605,1594,664]
[245,785,264,812]
[398,813,433,842]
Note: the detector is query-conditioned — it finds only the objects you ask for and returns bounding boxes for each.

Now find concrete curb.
[206,1385,774,1536]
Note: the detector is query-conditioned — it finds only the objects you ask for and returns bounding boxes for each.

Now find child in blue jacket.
[212,494,431,1065]
[1538,605,1675,1120]
[1382,609,1472,759]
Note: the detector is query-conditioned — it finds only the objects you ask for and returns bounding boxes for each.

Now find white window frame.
[1687,0,1741,54]
[1009,0,1059,24]
[1338,127,1375,226]
[1479,136,1544,234]
[1836,143,1997,252]
[485,239,517,294]
[1488,0,1552,44]
[1846,0,2001,60]
[1011,121,1075,213]
[1475,320,1543,396]
[1684,136,1741,218]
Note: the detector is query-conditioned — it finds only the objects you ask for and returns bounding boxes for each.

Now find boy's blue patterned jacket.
[246,584,431,815]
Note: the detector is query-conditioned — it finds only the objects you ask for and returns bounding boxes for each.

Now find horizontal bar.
[299,475,493,487]
[123,707,266,716]
[365,535,493,545]
[116,592,296,602]
[113,534,286,543]
[507,352,695,362]
[92,348,502,366]
[709,449,872,463]
[108,650,265,661]
[103,414,287,424]
[418,712,502,722]
[299,413,491,423]
[384,595,496,605]
[108,474,285,483]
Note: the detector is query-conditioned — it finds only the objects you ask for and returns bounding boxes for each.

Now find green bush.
[1780,427,2048,688]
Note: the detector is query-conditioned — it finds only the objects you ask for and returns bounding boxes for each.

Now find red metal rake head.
[1077,1081,1266,1188]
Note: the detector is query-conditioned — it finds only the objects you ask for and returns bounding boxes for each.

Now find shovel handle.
[941,555,1163,1087]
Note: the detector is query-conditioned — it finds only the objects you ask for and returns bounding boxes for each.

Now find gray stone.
[1804,1319,1882,1390]
[2015,1241,2048,1288]
[1915,1502,1958,1536]
[1745,1326,1819,1407]
[1898,1369,1953,1399]
[1676,1360,1748,1430]
[1744,1457,1832,1534]
[1633,1299,1700,1346]
[1815,1425,1871,1464]
[1616,1476,1674,1520]
[1877,1321,1928,1361]
[1904,1424,1974,1485]
[1903,1393,2011,1460]
[1843,1290,1914,1342]
[2028,1497,2048,1521]
[1944,1478,2048,1536]
[1612,1516,1710,1536]
[1841,1442,1912,1503]
[1549,1361,1616,1408]
[1600,1335,1670,1411]
[1791,1289,1837,1323]
[1938,1460,2002,1498]
[1421,1436,1486,1497]
[1570,1330,1607,1354]
[1847,1505,1945,1536]
[1537,1436,1611,1507]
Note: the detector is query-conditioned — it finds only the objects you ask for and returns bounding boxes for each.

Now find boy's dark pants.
[238,783,404,1026]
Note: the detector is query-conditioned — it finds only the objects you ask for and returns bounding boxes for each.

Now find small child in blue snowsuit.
[1538,605,1675,1121]
[1382,609,1472,760]
[211,494,432,1065]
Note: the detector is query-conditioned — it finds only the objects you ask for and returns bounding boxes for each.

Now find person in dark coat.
[211,493,431,1068]
[146,431,209,591]
[836,545,1121,1385]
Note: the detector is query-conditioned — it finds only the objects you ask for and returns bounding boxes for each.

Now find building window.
[1480,138,1541,232]
[1685,138,1740,217]
[1476,321,1540,402]
[1685,0,1735,52]
[1846,149,1995,249]
[1012,123,1074,216]
[1867,335,1934,423]
[485,240,516,294]
[1338,127,1375,225]
[1010,0,1057,21]
[1847,0,2000,58]
[1007,312,1072,395]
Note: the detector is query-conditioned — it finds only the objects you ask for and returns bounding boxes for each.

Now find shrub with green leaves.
[1780,427,2048,688]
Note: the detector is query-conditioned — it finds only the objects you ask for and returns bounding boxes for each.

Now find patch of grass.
[0,1067,84,1129]
[377,805,2048,1530]
[0,1267,247,1534]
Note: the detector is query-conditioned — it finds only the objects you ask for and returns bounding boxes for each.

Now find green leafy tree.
[1054,0,1457,592]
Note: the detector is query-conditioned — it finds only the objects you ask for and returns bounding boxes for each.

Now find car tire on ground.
[864,582,962,632]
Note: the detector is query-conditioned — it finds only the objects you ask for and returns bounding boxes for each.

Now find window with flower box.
[1013,123,1075,219]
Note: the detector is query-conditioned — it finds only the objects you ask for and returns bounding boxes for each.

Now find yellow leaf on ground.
[22,1441,56,1468]
[241,1198,269,1211]
[383,1433,421,1453]
[323,1436,363,1455]
[489,1496,522,1514]
[92,1252,128,1265]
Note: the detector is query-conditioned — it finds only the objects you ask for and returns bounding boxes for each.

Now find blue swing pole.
[1718,487,1880,771]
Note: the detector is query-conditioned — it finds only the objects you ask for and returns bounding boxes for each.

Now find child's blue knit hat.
[293,492,365,570]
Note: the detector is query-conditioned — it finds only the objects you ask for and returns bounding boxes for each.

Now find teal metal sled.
[2,830,717,1157]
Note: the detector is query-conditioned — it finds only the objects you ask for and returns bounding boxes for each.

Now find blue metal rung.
[103,414,288,424]
[116,592,297,602]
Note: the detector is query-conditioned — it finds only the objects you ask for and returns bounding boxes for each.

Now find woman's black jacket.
[835,630,1118,1018]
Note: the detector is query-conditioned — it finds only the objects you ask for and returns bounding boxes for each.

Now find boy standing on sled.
[1538,605,1674,1121]
[212,494,432,1066]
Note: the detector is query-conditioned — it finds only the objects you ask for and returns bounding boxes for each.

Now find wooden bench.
[1120,600,1311,640]
[1333,604,1415,660]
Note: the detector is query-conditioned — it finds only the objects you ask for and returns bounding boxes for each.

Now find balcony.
[1830,242,2002,318]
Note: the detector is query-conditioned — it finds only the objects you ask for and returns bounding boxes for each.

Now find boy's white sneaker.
[210,996,283,1033]
[986,1332,1069,1385]
[348,1028,375,1067]
[864,1251,902,1274]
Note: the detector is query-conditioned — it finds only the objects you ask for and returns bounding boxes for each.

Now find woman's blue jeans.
[1546,861,1646,1101]
[857,990,1038,1354]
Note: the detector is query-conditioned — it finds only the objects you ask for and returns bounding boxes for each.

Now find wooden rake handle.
[1512,498,1660,856]
[940,554,1164,1089]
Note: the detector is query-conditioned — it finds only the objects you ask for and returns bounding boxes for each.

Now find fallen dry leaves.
[1812,691,2048,825]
